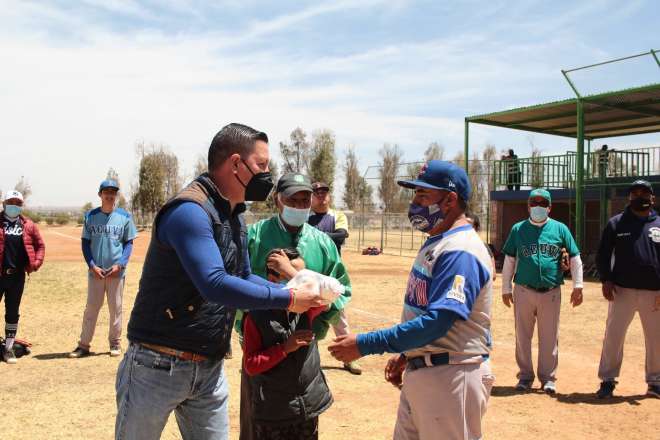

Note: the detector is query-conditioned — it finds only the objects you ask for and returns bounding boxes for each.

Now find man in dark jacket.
[595,180,660,399]
[1,190,45,364]
[115,123,323,440]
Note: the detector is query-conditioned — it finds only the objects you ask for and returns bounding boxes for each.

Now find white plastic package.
[286,269,345,305]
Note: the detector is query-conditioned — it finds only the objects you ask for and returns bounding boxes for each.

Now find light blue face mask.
[281,205,310,227]
[530,206,549,223]
[3,205,22,219]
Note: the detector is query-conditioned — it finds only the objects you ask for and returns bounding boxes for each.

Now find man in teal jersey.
[501,188,583,394]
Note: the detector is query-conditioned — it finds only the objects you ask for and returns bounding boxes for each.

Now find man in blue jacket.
[595,180,660,399]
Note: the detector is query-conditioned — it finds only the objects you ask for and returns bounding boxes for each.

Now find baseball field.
[2,225,657,440]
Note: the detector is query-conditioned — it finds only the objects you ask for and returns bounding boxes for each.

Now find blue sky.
[1,0,659,206]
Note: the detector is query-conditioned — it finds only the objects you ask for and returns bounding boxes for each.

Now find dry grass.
[0,226,657,439]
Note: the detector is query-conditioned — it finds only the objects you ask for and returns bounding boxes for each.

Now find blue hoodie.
[596,207,660,290]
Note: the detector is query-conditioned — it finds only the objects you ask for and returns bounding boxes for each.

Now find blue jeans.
[115,343,229,440]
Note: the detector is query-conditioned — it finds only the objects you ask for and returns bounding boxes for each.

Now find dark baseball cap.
[276,173,313,197]
[398,160,471,201]
[99,179,120,192]
[629,179,654,194]
[312,181,330,191]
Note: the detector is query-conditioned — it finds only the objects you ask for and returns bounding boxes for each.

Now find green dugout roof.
[466,83,660,140]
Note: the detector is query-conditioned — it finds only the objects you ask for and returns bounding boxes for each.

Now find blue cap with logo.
[99,179,120,192]
[397,160,471,201]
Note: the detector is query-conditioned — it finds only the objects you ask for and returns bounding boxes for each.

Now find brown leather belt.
[140,343,208,362]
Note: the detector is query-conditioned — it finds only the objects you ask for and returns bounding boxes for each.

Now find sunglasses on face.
[528,199,550,208]
[313,190,329,197]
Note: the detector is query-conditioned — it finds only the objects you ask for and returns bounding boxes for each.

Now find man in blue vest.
[115,123,323,440]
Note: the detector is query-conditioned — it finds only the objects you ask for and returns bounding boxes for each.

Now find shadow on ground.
[491,386,648,406]
[34,351,110,360]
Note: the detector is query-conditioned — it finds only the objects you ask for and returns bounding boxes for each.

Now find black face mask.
[630,197,652,212]
[235,159,274,202]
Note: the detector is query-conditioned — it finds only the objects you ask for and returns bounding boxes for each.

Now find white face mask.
[281,205,310,227]
[530,206,549,223]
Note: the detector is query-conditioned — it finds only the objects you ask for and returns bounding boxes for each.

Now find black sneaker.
[69,347,90,358]
[3,347,17,364]
[596,381,616,399]
[647,384,660,398]
[515,379,533,391]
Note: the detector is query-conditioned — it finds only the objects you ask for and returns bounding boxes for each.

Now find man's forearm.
[356,309,457,355]
[570,255,584,289]
[501,255,516,294]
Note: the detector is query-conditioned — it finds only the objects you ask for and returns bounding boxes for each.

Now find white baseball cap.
[4,190,24,202]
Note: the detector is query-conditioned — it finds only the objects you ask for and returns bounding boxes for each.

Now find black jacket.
[245,309,333,426]
[596,207,660,290]
[127,174,245,357]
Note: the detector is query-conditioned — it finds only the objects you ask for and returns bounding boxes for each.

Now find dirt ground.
[1,225,657,440]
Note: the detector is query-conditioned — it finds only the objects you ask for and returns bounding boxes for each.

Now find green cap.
[276,173,313,197]
[529,188,551,203]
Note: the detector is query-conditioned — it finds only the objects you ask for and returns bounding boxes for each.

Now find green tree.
[131,143,180,219]
[378,144,405,212]
[343,146,373,211]
[280,127,311,174]
[309,129,336,188]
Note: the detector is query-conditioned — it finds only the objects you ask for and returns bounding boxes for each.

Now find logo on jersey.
[445,275,466,303]
[649,227,660,243]
[87,224,123,236]
[406,272,428,307]
[520,243,561,258]
[3,223,23,236]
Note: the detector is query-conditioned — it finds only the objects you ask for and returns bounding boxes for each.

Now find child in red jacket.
[240,247,332,440]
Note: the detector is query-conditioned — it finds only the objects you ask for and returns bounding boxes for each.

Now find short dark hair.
[208,123,269,171]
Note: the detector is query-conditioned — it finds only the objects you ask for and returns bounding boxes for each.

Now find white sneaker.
[3,348,17,364]
[109,346,121,357]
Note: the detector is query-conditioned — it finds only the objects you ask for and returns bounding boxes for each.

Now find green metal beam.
[587,101,660,118]
[564,50,658,73]
[468,118,579,139]
[576,100,585,250]
[587,125,660,139]
[466,83,660,123]
[651,49,660,68]
[464,120,470,172]
[562,70,582,98]
[542,112,659,131]
[587,121,660,136]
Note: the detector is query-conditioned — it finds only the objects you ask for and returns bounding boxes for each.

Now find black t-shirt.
[2,216,28,270]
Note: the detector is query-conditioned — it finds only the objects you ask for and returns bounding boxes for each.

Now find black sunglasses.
[529,199,550,208]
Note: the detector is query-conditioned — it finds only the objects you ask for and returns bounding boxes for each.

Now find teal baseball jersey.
[502,218,579,288]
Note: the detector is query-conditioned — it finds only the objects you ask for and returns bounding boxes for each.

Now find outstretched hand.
[328,334,362,363]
